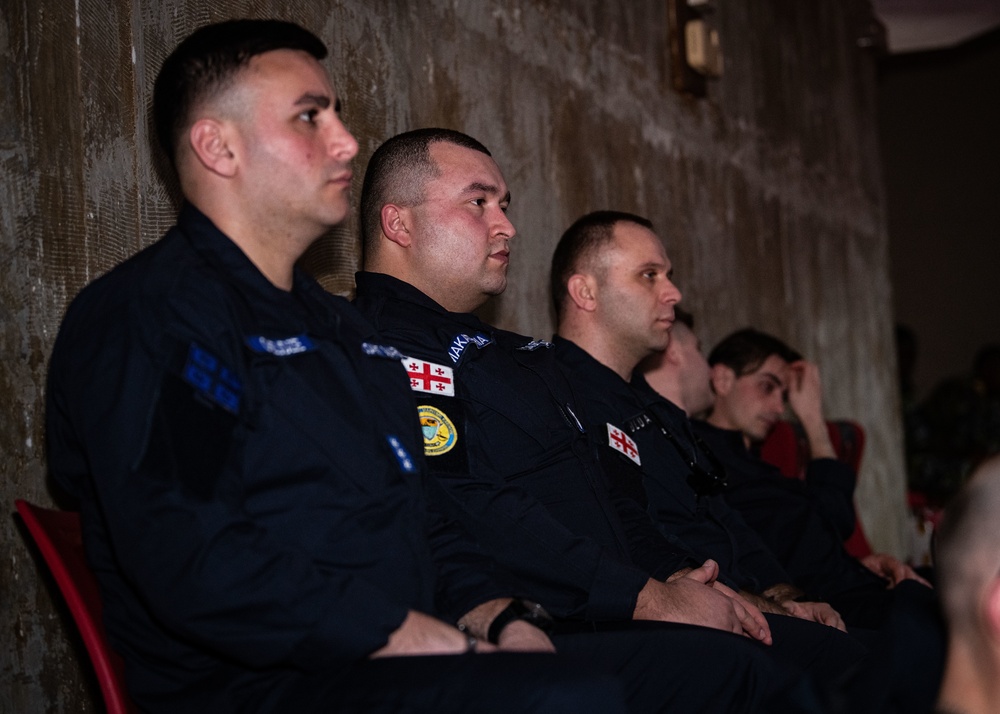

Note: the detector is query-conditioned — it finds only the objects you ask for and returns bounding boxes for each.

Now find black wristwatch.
[487,600,554,644]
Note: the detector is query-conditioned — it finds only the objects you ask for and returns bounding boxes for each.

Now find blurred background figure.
[909,344,1000,504]
[935,454,1000,714]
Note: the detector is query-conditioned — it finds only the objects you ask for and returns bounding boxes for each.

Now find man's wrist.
[487,600,554,644]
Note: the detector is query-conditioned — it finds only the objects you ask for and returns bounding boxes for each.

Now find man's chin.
[487,278,508,297]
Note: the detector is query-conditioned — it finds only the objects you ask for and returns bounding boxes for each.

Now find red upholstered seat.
[15,500,137,714]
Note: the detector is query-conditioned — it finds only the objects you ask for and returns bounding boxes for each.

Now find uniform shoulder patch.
[607,423,641,465]
[404,356,455,396]
[418,405,458,456]
[516,339,552,352]
[246,334,315,356]
[386,435,418,474]
[182,343,242,413]
[448,332,492,363]
[363,342,405,360]
[625,412,653,434]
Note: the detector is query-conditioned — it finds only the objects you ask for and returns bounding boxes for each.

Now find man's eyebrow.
[462,182,511,203]
[759,371,785,388]
[638,260,668,272]
[293,93,332,109]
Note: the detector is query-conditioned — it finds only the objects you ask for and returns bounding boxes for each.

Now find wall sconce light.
[668,0,723,97]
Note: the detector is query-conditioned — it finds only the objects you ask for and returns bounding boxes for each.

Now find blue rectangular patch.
[182,343,242,413]
[387,435,418,474]
[362,342,405,360]
[246,334,316,357]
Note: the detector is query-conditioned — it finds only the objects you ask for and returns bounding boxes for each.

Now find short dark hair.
[549,210,653,325]
[153,19,327,168]
[707,328,802,376]
[359,128,492,264]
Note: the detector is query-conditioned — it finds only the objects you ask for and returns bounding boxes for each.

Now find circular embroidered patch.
[418,405,458,456]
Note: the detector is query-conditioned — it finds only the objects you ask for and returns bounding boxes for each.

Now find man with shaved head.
[936,455,1000,714]
[355,128,818,713]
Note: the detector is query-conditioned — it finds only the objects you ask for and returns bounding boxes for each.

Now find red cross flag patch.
[607,423,641,466]
[404,357,455,396]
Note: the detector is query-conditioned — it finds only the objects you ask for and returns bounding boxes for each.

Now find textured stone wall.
[1,1,903,710]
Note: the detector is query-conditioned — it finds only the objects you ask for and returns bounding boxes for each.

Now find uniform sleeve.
[420,474,511,621]
[803,458,858,541]
[712,497,793,592]
[721,476,878,599]
[597,444,702,580]
[47,287,410,671]
[422,453,650,621]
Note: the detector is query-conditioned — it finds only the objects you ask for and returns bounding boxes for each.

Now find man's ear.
[565,274,598,313]
[380,204,412,248]
[188,119,237,177]
[710,363,735,396]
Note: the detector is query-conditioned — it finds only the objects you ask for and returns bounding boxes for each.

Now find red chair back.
[758,421,874,558]
[15,500,137,714]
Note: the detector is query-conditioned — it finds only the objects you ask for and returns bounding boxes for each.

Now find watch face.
[488,600,554,643]
[519,600,554,633]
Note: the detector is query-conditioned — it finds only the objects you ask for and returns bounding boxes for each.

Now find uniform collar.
[553,336,627,385]
[178,202,321,305]
[354,270,493,334]
[691,418,749,456]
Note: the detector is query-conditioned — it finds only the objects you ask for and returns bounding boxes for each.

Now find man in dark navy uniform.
[550,212,845,629]
[547,208,941,710]
[355,128,871,710]
[44,20,648,714]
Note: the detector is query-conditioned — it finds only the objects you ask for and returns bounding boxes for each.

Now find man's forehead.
[428,141,506,189]
[612,223,668,262]
[742,355,790,388]
[244,49,333,93]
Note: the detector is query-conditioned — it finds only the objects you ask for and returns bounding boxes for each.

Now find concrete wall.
[1,0,904,709]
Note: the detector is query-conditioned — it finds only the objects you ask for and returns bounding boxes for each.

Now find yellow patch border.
[418,404,458,456]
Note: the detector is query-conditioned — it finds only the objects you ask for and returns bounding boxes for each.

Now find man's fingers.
[733,601,772,644]
[683,559,719,585]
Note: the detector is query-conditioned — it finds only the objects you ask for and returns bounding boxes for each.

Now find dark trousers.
[553,620,775,713]
[838,580,946,714]
[286,650,627,713]
[256,619,778,713]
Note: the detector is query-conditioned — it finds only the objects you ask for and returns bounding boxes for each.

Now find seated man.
[44,20,651,713]
[936,454,1000,714]
[355,129,869,708]
[547,209,945,712]
[697,327,931,602]
[651,323,944,710]
[550,211,843,628]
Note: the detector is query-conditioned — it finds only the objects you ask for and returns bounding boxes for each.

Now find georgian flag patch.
[404,357,455,396]
[607,423,641,465]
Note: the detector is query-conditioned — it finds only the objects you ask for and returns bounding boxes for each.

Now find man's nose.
[328,117,359,162]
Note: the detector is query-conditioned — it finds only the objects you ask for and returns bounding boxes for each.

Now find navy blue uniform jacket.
[46,205,502,712]
[691,420,888,601]
[354,272,696,621]
[554,338,791,594]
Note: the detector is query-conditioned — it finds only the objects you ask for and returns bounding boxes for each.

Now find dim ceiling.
[873,0,1000,52]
